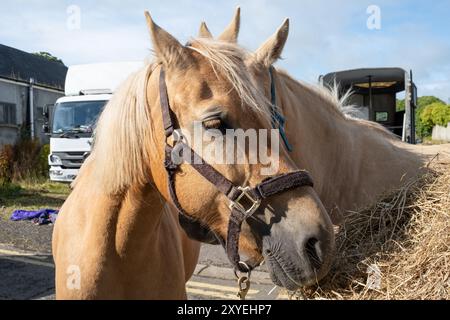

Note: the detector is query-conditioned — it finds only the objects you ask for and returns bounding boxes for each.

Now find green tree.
[416,97,446,138]
[417,102,450,138]
[417,96,445,109]
[32,52,65,65]
[398,96,444,112]
[396,99,405,112]
[430,103,450,126]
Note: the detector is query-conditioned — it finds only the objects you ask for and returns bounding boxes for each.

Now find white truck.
[45,62,142,183]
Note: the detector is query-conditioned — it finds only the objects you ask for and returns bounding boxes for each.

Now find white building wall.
[432,123,450,142]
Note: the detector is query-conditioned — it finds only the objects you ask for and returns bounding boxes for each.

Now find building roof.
[0,44,67,90]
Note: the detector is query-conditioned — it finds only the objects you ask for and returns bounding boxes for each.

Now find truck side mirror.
[43,124,50,134]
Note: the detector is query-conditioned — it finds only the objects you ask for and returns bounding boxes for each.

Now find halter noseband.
[158,67,314,273]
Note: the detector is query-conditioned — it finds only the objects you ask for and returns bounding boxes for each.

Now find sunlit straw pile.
[297,160,450,300]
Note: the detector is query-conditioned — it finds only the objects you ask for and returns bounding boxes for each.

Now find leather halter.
[269,66,293,152]
[158,67,314,272]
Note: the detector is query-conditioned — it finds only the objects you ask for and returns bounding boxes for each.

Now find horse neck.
[114,183,169,254]
[275,72,426,214]
[79,157,169,250]
[69,176,188,298]
[111,179,194,297]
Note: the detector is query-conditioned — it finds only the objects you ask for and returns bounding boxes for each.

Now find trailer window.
[375,112,389,122]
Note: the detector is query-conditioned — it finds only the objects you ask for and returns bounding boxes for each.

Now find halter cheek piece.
[158,67,314,273]
[269,66,293,152]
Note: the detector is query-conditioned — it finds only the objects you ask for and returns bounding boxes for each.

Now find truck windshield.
[52,100,107,135]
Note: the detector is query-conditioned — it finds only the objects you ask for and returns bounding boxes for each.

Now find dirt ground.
[0,182,69,253]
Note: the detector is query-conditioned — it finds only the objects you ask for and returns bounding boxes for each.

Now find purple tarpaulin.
[10,209,58,225]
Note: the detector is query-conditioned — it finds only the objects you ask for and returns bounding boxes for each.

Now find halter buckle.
[229,186,261,217]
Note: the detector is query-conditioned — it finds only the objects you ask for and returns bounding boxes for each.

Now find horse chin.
[265,255,308,291]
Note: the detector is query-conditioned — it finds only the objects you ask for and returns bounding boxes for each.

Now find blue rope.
[269,66,293,152]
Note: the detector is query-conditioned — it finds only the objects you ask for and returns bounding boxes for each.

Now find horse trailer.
[319,68,417,144]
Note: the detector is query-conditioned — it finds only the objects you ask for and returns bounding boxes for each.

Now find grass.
[0,180,69,221]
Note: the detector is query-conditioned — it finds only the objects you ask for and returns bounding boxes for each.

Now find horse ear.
[199,22,213,39]
[254,18,289,67]
[144,11,190,67]
[218,7,240,42]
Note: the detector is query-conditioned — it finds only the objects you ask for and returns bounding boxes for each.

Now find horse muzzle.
[260,192,336,290]
[263,231,334,290]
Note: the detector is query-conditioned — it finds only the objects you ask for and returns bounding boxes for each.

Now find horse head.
[102,12,336,290]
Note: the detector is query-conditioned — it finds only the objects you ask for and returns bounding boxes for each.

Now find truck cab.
[48,94,109,182]
[46,62,142,183]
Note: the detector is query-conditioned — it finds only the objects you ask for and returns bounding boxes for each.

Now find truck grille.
[52,152,89,169]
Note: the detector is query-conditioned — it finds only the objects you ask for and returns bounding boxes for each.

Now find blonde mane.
[86,64,155,195]
[188,38,272,120]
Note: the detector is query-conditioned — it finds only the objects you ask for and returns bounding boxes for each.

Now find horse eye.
[202,118,224,131]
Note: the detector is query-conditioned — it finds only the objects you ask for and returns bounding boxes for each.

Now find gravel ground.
[0,218,53,253]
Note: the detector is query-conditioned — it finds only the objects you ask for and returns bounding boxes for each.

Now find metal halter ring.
[233,261,252,279]
[165,129,184,145]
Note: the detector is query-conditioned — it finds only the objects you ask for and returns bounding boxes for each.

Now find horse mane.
[79,39,273,195]
[85,64,155,195]
[188,38,272,121]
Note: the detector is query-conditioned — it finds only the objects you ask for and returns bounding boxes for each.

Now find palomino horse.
[52,12,336,299]
[53,8,450,299]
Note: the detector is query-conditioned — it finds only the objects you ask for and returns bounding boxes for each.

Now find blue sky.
[1,0,449,101]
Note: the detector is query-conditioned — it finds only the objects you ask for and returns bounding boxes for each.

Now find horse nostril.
[264,249,272,256]
[305,237,323,270]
